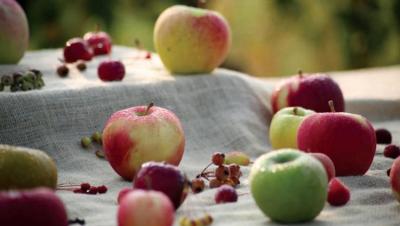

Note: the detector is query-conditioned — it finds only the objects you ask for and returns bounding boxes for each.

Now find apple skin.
[103,104,185,181]
[271,73,344,113]
[0,0,29,64]
[154,5,231,74]
[249,149,327,223]
[390,157,400,202]
[118,189,174,226]
[297,112,376,176]
[309,153,336,181]
[269,107,315,149]
[0,188,68,226]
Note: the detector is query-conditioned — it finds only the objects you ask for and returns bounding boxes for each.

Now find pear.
[0,145,57,190]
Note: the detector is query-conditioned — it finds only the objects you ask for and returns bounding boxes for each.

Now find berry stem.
[328,100,336,112]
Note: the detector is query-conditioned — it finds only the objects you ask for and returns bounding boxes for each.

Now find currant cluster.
[58,182,108,195]
[0,69,45,92]
[80,131,105,159]
[190,152,242,193]
[179,214,213,226]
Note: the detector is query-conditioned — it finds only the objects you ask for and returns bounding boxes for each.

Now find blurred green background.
[18,0,400,77]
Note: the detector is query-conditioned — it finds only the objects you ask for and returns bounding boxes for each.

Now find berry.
[214,185,238,204]
[117,188,133,204]
[21,81,33,91]
[191,178,205,193]
[97,60,125,81]
[215,165,229,181]
[387,168,391,177]
[383,144,400,159]
[209,178,222,188]
[228,164,241,178]
[76,61,87,71]
[81,136,92,148]
[145,51,151,59]
[211,152,225,166]
[97,185,108,194]
[1,75,12,86]
[12,73,23,84]
[91,131,102,144]
[10,84,20,92]
[229,176,240,186]
[80,183,91,191]
[88,186,98,194]
[57,65,69,77]
[375,128,392,144]
[327,178,350,206]
[83,31,112,55]
[224,151,250,166]
[63,38,93,63]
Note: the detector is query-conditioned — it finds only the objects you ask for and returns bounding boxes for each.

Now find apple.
[269,107,315,149]
[297,101,376,176]
[0,188,68,226]
[390,156,400,202]
[0,144,58,190]
[0,0,29,64]
[154,5,231,74]
[249,149,327,223]
[83,29,112,55]
[118,189,174,226]
[133,161,188,209]
[271,71,345,113]
[309,153,335,181]
[103,103,185,180]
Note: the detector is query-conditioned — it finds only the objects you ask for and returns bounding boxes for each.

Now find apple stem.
[298,70,303,78]
[293,107,298,115]
[145,103,154,115]
[328,100,336,112]
[95,23,100,32]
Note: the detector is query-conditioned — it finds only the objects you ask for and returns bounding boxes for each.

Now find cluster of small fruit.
[0,69,44,92]
[80,131,105,159]
[179,214,213,226]
[377,128,400,175]
[58,182,108,195]
[190,152,243,193]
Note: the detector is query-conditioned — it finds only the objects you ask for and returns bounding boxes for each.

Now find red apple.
[63,38,93,63]
[133,161,188,209]
[271,71,345,113]
[0,0,29,64]
[309,153,336,181]
[0,188,68,226]
[118,190,174,226]
[83,30,112,55]
[103,103,185,180]
[390,157,400,202]
[297,101,376,176]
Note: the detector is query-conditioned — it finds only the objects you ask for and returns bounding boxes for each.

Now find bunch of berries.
[58,182,108,195]
[1,69,45,92]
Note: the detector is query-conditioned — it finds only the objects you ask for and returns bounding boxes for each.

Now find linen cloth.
[0,46,399,226]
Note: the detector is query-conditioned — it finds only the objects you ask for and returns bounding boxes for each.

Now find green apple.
[154,5,231,75]
[249,149,327,223]
[0,145,58,190]
[269,107,315,149]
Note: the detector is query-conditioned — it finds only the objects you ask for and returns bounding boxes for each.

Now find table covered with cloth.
[0,46,400,226]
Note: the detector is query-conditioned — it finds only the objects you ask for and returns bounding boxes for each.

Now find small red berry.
[191,178,205,193]
[212,152,225,166]
[228,164,241,178]
[375,128,392,144]
[144,51,151,59]
[383,144,400,159]
[327,178,350,206]
[209,178,222,188]
[63,38,93,63]
[214,185,238,204]
[80,183,91,191]
[97,185,108,194]
[73,188,84,193]
[88,186,98,194]
[97,60,125,81]
[57,64,69,77]
[215,165,230,181]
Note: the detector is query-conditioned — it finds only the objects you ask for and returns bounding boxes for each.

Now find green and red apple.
[249,149,327,223]
[118,190,174,226]
[154,5,231,74]
[297,101,376,176]
[0,0,29,64]
[271,71,344,113]
[103,103,185,180]
[269,107,315,149]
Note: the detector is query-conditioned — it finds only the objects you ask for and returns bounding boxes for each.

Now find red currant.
[212,152,225,166]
